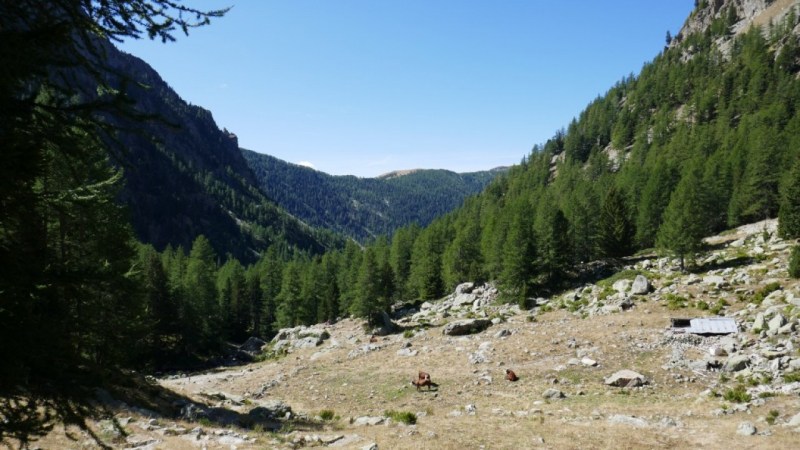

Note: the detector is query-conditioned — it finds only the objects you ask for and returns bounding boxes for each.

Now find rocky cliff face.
[674,0,799,46]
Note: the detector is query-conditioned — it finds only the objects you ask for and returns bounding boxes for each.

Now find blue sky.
[120,1,695,177]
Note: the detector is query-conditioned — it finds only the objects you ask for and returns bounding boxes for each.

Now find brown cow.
[411,371,438,391]
[505,369,519,382]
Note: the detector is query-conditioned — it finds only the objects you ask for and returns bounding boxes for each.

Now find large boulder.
[371,310,399,336]
[768,314,787,333]
[612,279,632,294]
[630,275,650,295]
[604,370,647,387]
[442,319,492,336]
[723,355,750,372]
[240,336,267,354]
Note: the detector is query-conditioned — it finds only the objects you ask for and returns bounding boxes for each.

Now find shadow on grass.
[0,368,321,449]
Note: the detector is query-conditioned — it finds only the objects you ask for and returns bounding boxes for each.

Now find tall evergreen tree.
[443,208,484,289]
[597,186,635,258]
[656,162,710,271]
[535,203,572,286]
[184,235,220,352]
[274,259,304,329]
[778,157,800,238]
[500,199,536,305]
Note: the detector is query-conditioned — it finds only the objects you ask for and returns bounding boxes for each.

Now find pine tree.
[409,225,446,300]
[137,244,176,360]
[636,159,679,248]
[778,157,800,239]
[316,252,341,323]
[275,259,304,329]
[597,186,635,258]
[217,258,247,341]
[184,236,221,352]
[390,224,420,300]
[500,199,536,305]
[443,209,484,289]
[656,162,710,271]
[535,204,572,286]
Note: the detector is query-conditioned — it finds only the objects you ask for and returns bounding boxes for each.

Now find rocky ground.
[32,220,800,449]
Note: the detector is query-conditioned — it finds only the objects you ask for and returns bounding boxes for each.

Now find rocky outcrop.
[271,325,331,352]
[442,319,493,336]
[605,370,647,388]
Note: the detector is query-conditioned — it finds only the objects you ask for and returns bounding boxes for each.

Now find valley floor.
[27,220,800,449]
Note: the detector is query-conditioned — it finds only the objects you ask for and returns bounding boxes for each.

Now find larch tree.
[656,162,710,271]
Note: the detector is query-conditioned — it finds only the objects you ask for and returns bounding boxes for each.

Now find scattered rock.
[354,416,385,426]
[724,355,750,372]
[443,319,492,336]
[768,314,787,333]
[396,348,418,357]
[631,275,650,295]
[581,357,598,367]
[494,329,512,338]
[608,414,648,428]
[752,314,766,332]
[604,370,647,387]
[612,279,632,294]
[787,412,800,427]
[736,421,757,436]
[542,388,565,399]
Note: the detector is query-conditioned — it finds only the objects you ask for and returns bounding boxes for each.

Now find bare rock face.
[604,370,647,387]
[442,319,492,336]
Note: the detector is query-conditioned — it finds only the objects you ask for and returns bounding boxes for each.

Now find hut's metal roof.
[671,317,738,335]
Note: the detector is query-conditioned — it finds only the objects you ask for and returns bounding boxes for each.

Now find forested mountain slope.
[389,0,800,301]
[257,0,800,327]
[100,44,340,261]
[242,150,505,242]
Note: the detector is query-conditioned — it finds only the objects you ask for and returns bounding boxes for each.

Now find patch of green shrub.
[751,282,781,305]
[319,409,335,421]
[722,384,752,403]
[766,409,779,425]
[385,410,417,425]
[783,371,800,383]
[789,245,800,279]
[710,298,729,315]
[665,293,688,310]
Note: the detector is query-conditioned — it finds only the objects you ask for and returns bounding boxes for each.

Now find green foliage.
[0,1,231,445]
[385,410,417,425]
[500,198,537,304]
[656,160,710,271]
[597,186,635,257]
[665,294,689,310]
[751,282,781,305]
[766,410,780,425]
[318,410,336,421]
[784,372,800,383]
[243,150,502,243]
[722,385,752,403]
[710,298,729,315]
[790,245,800,279]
